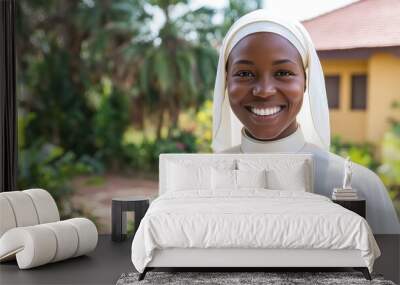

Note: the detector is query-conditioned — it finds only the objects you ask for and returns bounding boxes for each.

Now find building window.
[351,74,367,110]
[325,75,340,109]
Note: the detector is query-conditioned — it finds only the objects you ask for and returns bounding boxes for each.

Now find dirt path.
[72,174,158,234]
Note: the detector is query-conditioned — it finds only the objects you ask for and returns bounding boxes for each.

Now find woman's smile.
[245,105,287,123]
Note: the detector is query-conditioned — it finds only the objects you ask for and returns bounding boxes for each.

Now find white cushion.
[0,196,16,237]
[23,189,60,223]
[66,218,98,257]
[236,169,268,189]
[267,163,307,191]
[0,218,97,269]
[212,168,237,190]
[167,162,212,191]
[42,221,79,262]
[238,159,310,192]
[0,225,58,269]
[211,169,268,192]
[0,190,60,238]
[1,191,39,227]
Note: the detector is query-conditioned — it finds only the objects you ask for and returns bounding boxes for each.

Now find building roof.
[302,0,400,51]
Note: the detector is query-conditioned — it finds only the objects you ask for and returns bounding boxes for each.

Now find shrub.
[330,136,379,171]
[17,141,92,218]
[124,129,198,173]
[93,82,131,170]
[194,99,213,152]
[18,114,93,218]
[378,101,400,201]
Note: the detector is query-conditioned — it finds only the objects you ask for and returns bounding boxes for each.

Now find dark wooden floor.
[0,235,134,285]
[0,235,398,285]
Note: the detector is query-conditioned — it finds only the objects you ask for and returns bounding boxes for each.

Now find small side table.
[112,197,150,242]
[332,198,366,218]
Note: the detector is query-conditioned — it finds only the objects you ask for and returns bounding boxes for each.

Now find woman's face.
[226,32,306,140]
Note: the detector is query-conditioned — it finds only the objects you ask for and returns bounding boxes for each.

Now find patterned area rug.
[116,271,396,285]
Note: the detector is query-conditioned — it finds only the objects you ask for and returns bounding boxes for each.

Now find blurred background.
[16,0,400,233]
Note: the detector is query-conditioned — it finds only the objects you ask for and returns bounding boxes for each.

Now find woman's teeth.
[250,106,282,116]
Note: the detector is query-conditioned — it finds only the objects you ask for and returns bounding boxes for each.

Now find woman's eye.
[275,70,294,77]
[234,71,254,78]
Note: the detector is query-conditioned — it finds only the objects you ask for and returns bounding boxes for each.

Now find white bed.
[131,154,380,280]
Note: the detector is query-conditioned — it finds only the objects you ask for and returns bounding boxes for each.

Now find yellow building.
[303,0,400,146]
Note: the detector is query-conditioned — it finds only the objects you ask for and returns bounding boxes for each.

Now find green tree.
[16,0,150,157]
[133,0,219,139]
[218,0,263,38]
[16,0,267,173]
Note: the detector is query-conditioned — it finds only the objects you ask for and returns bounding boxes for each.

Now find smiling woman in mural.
[226,32,305,141]
[212,9,400,234]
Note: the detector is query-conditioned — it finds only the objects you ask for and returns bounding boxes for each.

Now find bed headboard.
[159,153,314,195]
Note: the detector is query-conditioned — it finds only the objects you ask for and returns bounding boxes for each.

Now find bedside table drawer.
[332,199,366,218]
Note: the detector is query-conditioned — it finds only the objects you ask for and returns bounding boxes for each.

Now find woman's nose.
[252,76,277,97]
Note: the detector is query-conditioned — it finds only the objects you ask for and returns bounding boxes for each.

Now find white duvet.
[131,190,380,273]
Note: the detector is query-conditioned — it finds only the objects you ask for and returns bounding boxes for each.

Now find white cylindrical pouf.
[0,195,17,237]
[0,226,57,269]
[0,219,97,269]
[66,218,98,257]
[1,192,39,227]
[42,221,79,262]
[23,189,60,223]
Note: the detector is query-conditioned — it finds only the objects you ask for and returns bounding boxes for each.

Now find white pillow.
[236,169,268,189]
[212,168,236,190]
[211,168,268,191]
[267,162,307,191]
[167,162,212,191]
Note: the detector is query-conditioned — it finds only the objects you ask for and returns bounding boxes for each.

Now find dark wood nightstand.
[332,199,366,218]
[111,197,150,242]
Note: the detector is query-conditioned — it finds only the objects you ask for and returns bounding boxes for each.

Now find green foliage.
[218,0,263,38]
[16,0,150,158]
[17,115,93,217]
[93,80,131,169]
[16,0,223,169]
[330,136,379,171]
[17,142,91,217]
[379,130,400,197]
[151,129,197,168]
[194,99,213,152]
[22,45,97,157]
[378,101,400,201]
[124,129,198,172]
[168,128,195,154]
[134,0,219,137]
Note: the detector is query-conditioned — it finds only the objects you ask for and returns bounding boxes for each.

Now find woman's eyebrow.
[273,59,296,65]
[232,59,297,66]
[232,59,254,66]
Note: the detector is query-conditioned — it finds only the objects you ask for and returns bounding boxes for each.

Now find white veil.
[211,9,330,153]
